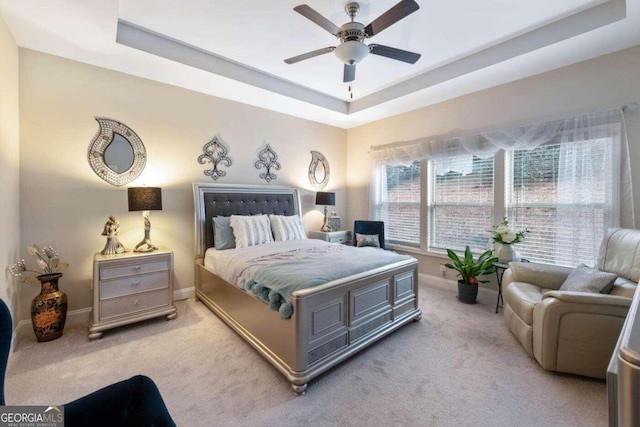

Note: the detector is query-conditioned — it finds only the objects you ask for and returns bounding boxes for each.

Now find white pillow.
[269,215,307,241]
[229,215,274,248]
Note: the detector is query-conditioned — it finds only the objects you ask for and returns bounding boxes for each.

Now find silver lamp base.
[134,210,158,252]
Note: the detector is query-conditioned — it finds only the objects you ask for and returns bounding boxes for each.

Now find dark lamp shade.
[315,191,335,206]
[128,187,163,211]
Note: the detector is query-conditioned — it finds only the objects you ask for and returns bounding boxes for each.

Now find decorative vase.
[496,243,520,263]
[457,280,478,304]
[31,273,67,342]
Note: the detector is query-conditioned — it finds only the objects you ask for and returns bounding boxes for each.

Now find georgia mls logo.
[44,406,63,417]
[0,405,64,426]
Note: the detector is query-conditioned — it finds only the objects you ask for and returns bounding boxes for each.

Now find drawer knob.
[132,265,141,271]
[133,299,141,306]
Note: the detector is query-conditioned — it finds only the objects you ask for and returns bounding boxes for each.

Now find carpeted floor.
[6,282,607,426]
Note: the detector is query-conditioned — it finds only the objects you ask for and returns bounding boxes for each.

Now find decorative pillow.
[356,233,380,248]
[269,214,306,241]
[559,264,617,294]
[212,217,236,250]
[229,215,274,248]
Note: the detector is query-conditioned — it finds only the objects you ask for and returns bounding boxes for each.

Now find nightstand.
[89,247,177,340]
[308,230,352,245]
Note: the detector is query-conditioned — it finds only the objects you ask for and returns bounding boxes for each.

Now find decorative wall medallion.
[88,117,147,187]
[255,143,281,183]
[308,151,330,190]
[198,135,232,180]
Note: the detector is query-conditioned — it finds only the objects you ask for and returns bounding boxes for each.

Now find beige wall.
[346,45,640,281]
[0,15,20,318]
[15,42,640,318]
[18,50,347,321]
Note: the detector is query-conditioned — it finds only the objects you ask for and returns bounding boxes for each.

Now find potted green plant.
[444,246,498,304]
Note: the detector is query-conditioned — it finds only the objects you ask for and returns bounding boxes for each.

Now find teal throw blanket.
[245,245,412,319]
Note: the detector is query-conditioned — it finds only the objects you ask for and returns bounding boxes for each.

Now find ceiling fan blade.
[364,0,419,37]
[369,44,421,64]
[343,64,356,83]
[293,5,340,36]
[284,47,335,64]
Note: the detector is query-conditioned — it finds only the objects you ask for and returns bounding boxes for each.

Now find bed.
[193,183,421,394]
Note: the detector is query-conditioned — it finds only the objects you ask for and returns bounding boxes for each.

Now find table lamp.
[315,191,335,232]
[128,187,162,252]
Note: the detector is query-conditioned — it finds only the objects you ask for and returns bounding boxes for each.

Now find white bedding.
[204,239,337,290]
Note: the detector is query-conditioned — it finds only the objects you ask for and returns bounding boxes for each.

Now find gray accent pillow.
[356,233,380,248]
[212,217,236,250]
[559,264,617,294]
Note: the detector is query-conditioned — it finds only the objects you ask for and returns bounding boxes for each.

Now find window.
[369,110,628,266]
[371,161,421,246]
[428,155,494,253]
[507,136,619,266]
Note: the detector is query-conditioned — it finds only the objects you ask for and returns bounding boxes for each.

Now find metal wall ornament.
[308,151,330,190]
[255,143,281,183]
[198,135,232,180]
[88,117,147,187]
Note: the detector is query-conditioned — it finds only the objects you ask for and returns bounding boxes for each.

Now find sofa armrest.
[532,292,631,378]
[506,262,573,290]
[542,291,632,308]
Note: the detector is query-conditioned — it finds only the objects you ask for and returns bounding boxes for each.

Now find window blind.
[372,161,421,245]
[507,137,618,267]
[428,156,494,253]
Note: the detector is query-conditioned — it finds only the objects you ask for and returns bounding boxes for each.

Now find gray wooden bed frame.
[193,183,421,394]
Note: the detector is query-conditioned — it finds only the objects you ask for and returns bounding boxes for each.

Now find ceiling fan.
[285,0,421,84]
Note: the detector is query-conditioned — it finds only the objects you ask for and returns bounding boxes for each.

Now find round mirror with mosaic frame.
[88,117,147,187]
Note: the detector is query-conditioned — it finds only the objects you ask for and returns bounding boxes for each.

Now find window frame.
[426,155,496,254]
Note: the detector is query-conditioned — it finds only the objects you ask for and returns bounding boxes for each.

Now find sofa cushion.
[508,262,572,290]
[503,282,551,325]
[596,228,640,282]
[609,277,638,298]
[559,264,617,294]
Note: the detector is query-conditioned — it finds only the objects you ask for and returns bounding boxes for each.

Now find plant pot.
[31,273,67,342]
[496,243,520,263]
[457,280,478,304]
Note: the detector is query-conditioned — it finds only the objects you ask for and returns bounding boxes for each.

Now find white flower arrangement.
[491,218,528,245]
[8,244,69,285]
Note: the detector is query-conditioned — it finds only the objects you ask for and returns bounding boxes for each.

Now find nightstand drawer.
[309,230,352,245]
[100,271,169,300]
[329,234,351,244]
[100,289,169,320]
[100,259,169,280]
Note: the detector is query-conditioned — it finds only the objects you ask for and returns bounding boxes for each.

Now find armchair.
[353,220,385,249]
[0,299,176,426]
[502,228,639,379]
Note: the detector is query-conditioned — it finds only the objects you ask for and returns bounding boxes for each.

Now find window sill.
[387,244,449,260]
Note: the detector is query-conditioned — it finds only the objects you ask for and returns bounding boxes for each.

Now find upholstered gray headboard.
[192,183,301,258]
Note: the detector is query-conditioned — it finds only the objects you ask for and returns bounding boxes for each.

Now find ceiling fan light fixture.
[334,41,369,65]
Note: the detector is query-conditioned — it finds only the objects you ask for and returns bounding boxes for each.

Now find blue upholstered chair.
[0,299,176,427]
[353,220,386,249]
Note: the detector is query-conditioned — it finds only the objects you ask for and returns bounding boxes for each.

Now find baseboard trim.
[174,287,195,301]
[14,288,194,344]
[419,273,498,299]
[15,307,93,345]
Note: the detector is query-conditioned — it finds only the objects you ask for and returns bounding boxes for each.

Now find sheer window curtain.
[369,108,634,258]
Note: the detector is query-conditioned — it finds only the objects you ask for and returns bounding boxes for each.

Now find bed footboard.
[195,257,420,394]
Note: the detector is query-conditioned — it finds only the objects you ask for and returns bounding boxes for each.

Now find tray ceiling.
[1,0,638,127]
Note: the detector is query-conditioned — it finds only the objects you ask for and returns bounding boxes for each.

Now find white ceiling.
[1,0,639,128]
